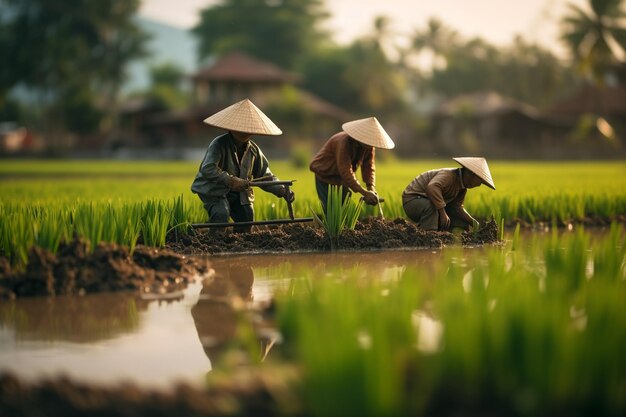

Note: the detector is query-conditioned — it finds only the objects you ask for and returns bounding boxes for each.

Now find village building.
[429,91,570,158]
[119,52,350,158]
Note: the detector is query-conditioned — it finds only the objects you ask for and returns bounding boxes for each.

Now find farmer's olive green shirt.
[309,131,375,194]
[191,133,283,205]
[402,168,466,212]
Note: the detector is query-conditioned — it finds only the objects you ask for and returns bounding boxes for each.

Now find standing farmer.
[402,157,496,231]
[191,99,294,232]
[309,117,395,211]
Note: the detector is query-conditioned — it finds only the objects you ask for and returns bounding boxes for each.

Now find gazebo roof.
[191,52,299,83]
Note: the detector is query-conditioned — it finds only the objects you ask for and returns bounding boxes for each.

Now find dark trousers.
[198,192,254,233]
[315,177,351,213]
[403,195,471,231]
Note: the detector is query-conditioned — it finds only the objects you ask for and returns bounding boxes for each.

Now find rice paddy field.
[1,158,625,416]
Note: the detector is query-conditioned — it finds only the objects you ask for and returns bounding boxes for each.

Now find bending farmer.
[309,117,395,211]
[402,157,496,231]
[191,99,294,232]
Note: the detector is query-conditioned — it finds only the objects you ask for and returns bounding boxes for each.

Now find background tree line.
[0,0,624,143]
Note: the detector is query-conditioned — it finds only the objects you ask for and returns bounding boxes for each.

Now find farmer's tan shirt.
[402,168,466,210]
[309,131,375,194]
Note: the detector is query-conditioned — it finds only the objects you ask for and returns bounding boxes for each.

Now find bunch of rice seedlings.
[140,200,171,248]
[312,185,363,249]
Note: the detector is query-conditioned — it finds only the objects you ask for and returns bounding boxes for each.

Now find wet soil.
[0,238,210,300]
[0,369,297,417]
[0,218,499,299]
[168,217,500,256]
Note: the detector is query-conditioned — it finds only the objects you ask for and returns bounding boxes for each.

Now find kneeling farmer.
[191,99,294,232]
[402,157,495,231]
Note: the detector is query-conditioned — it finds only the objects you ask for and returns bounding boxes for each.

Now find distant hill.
[124,17,198,93]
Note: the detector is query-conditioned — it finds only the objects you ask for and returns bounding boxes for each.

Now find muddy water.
[0,248,467,390]
[0,228,599,391]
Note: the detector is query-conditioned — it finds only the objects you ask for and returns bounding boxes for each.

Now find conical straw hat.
[342,117,395,149]
[203,99,282,136]
[453,157,496,190]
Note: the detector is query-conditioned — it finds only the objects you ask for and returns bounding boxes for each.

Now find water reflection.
[191,261,277,367]
[0,293,148,343]
[0,247,497,388]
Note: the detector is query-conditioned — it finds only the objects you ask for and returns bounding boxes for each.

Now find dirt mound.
[0,238,210,299]
[0,219,500,298]
[168,217,500,255]
[0,370,294,417]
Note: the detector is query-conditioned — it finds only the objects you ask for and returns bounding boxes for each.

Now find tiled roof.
[191,52,299,83]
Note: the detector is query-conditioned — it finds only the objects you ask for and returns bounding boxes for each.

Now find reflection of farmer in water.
[191,262,275,367]
[402,157,496,231]
[191,99,295,233]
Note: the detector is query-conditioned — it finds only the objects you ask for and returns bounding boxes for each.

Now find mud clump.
[0,238,210,299]
[0,370,295,417]
[0,218,500,298]
[169,217,500,255]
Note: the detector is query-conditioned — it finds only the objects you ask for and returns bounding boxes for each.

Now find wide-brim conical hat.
[342,117,395,149]
[453,157,496,190]
[203,99,282,136]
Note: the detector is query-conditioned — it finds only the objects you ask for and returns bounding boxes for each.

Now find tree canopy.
[561,0,626,83]
[0,0,147,135]
[192,0,330,70]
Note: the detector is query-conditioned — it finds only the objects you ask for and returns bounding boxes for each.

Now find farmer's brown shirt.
[402,168,466,211]
[309,131,375,194]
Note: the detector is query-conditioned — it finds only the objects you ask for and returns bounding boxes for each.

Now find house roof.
[191,52,300,83]
[548,84,626,117]
[435,91,540,119]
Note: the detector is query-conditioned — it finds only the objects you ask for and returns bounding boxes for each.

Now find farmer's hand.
[438,208,451,230]
[228,176,249,192]
[362,190,379,205]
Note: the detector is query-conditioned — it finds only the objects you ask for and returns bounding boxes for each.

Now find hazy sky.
[139,0,588,57]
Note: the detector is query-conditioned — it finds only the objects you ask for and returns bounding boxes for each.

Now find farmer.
[191,98,294,232]
[309,117,395,211]
[402,157,496,231]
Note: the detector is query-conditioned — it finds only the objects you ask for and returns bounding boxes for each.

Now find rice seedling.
[312,185,363,249]
[274,226,626,416]
[140,200,171,248]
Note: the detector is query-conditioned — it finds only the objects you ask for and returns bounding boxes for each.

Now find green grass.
[273,225,626,416]
[1,159,625,266]
[2,160,625,221]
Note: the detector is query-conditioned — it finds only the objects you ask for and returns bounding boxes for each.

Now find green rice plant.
[32,209,66,255]
[511,222,521,251]
[544,226,590,293]
[73,203,104,253]
[0,207,34,267]
[274,228,626,416]
[168,194,191,241]
[312,185,363,249]
[141,200,170,248]
[592,223,625,281]
[122,203,143,254]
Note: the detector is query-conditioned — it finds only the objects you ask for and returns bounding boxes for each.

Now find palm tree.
[561,0,626,83]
